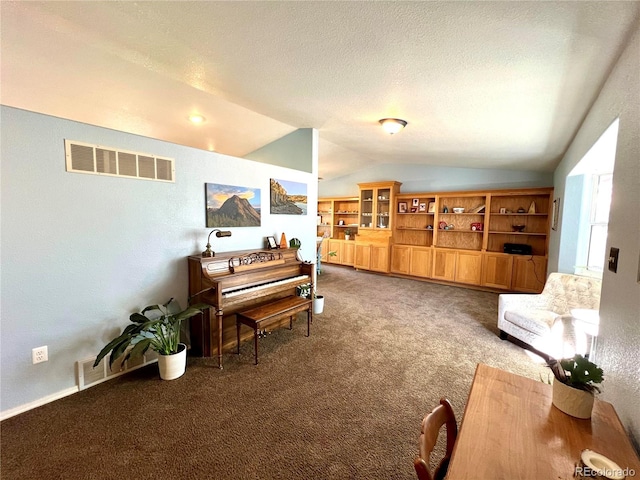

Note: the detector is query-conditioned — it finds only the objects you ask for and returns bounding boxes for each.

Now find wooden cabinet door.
[327,239,342,264]
[370,245,390,272]
[390,245,411,274]
[512,255,547,293]
[481,253,513,289]
[455,251,483,285]
[354,244,371,270]
[342,242,355,266]
[433,248,456,281]
[319,238,328,262]
[410,247,433,278]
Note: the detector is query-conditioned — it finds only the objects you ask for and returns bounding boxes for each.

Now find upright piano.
[188,248,314,368]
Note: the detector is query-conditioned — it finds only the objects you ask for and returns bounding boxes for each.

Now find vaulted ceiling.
[2,1,639,180]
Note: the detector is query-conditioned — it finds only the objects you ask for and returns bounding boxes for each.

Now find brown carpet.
[1,264,548,479]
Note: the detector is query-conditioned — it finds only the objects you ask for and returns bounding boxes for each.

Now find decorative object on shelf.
[205,182,261,227]
[428,202,435,213]
[419,203,426,212]
[517,207,526,213]
[426,225,433,230]
[93,298,209,380]
[398,202,407,213]
[547,354,603,419]
[289,238,301,249]
[439,221,448,230]
[499,207,507,214]
[266,235,278,249]
[202,229,232,257]
[443,206,449,213]
[279,232,288,248]
[447,224,455,230]
[412,198,419,207]
[471,222,483,231]
[452,207,465,214]
[529,201,536,214]
[410,207,417,213]
[378,118,407,135]
[512,224,526,232]
[469,204,486,213]
[338,219,345,225]
[344,229,352,241]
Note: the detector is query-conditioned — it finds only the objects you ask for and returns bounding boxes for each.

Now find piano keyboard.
[222,275,310,298]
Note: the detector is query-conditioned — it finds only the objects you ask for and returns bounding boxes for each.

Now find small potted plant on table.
[548,354,604,419]
[344,229,352,241]
[94,298,209,380]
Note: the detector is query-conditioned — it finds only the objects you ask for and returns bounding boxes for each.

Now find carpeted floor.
[0,264,549,479]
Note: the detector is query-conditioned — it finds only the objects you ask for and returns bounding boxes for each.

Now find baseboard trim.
[1,386,79,421]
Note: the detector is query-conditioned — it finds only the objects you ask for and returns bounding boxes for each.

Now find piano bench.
[236,295,313,365]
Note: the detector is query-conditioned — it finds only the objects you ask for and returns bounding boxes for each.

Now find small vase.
[552,380,594,419]
[157,343,187,380]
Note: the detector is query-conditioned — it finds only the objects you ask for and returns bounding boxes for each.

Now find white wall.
[319,163,552,197]
[0,106,318,414]
[550,24,640,444]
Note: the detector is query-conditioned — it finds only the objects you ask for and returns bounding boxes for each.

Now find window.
[586,173,612,272]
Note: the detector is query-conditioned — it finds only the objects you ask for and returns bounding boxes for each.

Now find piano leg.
[216,309,224,369]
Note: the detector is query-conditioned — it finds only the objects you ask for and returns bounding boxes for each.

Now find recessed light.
[189,114,206,124]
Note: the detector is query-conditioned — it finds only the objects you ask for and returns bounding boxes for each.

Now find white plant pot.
[313,295,325,314]
[552,380,594,419]
[345,235,350,241]
[157,343,187,380]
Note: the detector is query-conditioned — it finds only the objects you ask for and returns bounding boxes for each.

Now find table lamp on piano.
[202,229,232,257]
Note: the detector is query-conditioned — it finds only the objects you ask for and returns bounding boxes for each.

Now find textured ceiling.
[2,1,639,180]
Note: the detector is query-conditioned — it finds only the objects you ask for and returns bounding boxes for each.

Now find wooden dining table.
[447,363,640,479]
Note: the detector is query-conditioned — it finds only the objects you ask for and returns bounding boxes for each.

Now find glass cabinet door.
[376,188,391,229]
[360,189,374,228]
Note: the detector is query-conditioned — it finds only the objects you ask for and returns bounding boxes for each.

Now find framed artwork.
[419,203,426,212]
[411,207,418,213]
[266,236,278,249]
[412,198,419,207]
[552,197,560,231]
[398,202,407,213]
[270,179,307,215]
[205,183,261,227]
[499,207,507,214]
[427,202,436,213]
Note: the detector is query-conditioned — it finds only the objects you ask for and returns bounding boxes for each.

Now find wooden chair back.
[414,398,458,480]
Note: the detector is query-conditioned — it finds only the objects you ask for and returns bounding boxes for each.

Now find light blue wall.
[319,163,552,197]
[0,106,317,414]
[245,129,314,173]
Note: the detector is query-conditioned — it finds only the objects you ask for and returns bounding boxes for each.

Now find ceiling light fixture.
[379,118,407,135]
[189,114,206,124]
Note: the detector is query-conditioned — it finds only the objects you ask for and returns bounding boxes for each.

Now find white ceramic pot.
[157,343,187,380]
[313,295,325,314]
[345,235,350,241]
[552,380,594,419]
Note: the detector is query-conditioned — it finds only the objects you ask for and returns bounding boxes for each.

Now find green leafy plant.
[297,283,318,299]
[289,237,301,249]
[344,228,352,236]
[547,354,604,394]
[94,298,209,370]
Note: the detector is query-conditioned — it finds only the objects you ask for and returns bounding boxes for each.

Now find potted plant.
[297,283,324,314]
[94,298,209,380]
[547,354,604,419]
[344,229,352,241]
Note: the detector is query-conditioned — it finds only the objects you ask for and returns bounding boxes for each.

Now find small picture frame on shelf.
[410,207,418,213]
[499,207,506,214]
[428,202,435,213]
[266,236,278,249]
[419,203,426,212]
[412,198,419,207]
[338,219,345,226]
[398,202,407,213]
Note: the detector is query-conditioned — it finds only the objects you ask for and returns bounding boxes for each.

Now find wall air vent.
[65,140,175,182]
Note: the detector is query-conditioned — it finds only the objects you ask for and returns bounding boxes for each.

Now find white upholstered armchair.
[498,272,602,359]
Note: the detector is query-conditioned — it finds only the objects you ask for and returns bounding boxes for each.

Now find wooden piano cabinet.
[187,249,313,368]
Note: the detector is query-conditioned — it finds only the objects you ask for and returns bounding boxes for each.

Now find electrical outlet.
[32,346,48,364]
